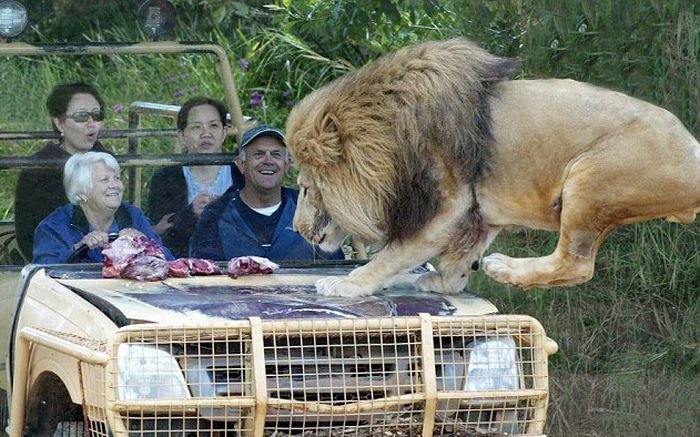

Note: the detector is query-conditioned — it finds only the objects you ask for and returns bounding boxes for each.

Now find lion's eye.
[300,187,307,197]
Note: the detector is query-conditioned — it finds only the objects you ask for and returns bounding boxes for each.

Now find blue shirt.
[33,203,174,264]
[189,187,344,262]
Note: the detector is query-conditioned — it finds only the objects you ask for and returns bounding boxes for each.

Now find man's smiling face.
[238,136,289,193]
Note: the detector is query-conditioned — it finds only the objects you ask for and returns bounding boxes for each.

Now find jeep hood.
[54,271,497,326]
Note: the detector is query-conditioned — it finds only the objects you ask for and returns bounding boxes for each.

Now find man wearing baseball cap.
[189,125,345,261]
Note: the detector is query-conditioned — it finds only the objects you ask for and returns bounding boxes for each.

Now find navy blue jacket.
[189,187,344,262]
[33,203,174,264]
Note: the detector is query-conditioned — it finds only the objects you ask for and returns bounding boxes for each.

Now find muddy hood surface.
[51,269,498,325]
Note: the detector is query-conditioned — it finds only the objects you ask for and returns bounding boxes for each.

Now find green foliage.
[2,2,699,433]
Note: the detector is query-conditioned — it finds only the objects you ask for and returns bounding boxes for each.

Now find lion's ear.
[295,112,344,168]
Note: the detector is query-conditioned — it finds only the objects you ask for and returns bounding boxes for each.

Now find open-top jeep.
[0,2,557,436]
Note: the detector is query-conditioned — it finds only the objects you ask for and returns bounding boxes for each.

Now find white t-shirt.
[251,202,281,216]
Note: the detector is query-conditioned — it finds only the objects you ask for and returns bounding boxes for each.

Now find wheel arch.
[24,370,83,435]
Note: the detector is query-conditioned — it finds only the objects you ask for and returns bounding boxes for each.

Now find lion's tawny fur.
[286,38,700,297]
[287,39,517,243]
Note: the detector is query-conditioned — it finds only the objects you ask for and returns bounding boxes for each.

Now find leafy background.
[1,1,698,435]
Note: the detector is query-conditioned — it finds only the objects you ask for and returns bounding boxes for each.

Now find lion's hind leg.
[482,132,700,289]
[481,242,600,289]
[665,207,698,224]
[482,152,617,288]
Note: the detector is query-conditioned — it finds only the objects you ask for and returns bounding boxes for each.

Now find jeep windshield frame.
[0,41,248,265]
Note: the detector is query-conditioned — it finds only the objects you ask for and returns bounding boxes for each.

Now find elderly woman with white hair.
[32,151,173,264]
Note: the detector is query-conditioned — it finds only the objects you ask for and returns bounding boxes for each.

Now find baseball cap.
[239,125,285,149]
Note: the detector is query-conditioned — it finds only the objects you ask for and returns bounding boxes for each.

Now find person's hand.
[153,212,175,235]
[119,228,146,239]
[192,192,217,216]
[76,231,110,250]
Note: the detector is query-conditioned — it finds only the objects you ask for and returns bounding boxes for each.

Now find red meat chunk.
[227,256,279,279]
[167,258,221,277]
[120,256,170,281]
[191,258,220,274]
[102,234,168,280]
[167,258,191,278]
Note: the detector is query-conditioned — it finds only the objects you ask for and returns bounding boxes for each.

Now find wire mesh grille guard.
[101,315,551,436]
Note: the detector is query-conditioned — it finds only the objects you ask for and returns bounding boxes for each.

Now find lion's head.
[287,39,517,249]
[292,167,346,252]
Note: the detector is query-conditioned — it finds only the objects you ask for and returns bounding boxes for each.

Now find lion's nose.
[471,260,480,271]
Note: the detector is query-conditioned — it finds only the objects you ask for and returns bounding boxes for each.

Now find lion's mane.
[286,39,517,244]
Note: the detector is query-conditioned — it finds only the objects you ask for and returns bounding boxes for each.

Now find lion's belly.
[477,180,562,230]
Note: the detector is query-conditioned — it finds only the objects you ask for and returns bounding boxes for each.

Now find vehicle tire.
[24,373,85,436]
[53,421,85,437]
[0,387,8,436]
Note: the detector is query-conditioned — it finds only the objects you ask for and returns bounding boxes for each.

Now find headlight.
[137,0,177,40]
[0,0,28,39]
[117,344,190,400]
[464,337,519,391]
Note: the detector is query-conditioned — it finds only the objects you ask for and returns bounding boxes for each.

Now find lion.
[285,38,700,297]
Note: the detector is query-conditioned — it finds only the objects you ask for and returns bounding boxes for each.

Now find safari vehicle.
[0,1,557,436]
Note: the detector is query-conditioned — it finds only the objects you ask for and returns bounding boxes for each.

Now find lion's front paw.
[482,253,542,288]
[315,276,376,297]
[481,253,511,282]
[415,271,463,294]
[481,253,515,283]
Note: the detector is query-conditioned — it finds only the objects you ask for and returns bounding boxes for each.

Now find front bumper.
[13,314,557,436]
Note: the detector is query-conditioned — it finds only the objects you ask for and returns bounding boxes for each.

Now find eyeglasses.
[65,109,105,122]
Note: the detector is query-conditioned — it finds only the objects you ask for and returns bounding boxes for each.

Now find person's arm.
[189,208,224,261]
[32,221,74,264]
[147,168,184,225]
[169,199,199,238]
[148,167,198,254]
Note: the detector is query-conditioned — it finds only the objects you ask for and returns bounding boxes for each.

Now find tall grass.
[0,37,240,218]
[2,1,698,434]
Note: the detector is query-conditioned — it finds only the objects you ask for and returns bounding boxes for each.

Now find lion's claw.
[315,276,375,297]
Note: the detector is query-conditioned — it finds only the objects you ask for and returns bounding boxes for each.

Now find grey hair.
[64,151,120,204]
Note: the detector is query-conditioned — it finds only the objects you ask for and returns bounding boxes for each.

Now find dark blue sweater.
[189,187,344,262]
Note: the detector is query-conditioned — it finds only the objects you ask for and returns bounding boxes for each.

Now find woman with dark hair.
[147,96,243,257]
[15,82,110,261]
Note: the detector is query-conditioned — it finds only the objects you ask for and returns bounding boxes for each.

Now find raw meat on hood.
[120,255,170,281]
[102,234,168,280]
[168,258,221,277]
[227,256,279,279]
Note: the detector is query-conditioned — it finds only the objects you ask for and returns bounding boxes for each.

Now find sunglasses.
[66,109,105,122]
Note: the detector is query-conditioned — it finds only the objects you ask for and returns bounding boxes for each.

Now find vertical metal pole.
[127,110,141,206]
[420,313,436,437]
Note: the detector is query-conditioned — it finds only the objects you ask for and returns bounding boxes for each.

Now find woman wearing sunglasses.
[14,82,111,262]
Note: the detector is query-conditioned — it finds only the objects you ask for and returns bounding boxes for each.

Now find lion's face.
[293,169,345,252]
